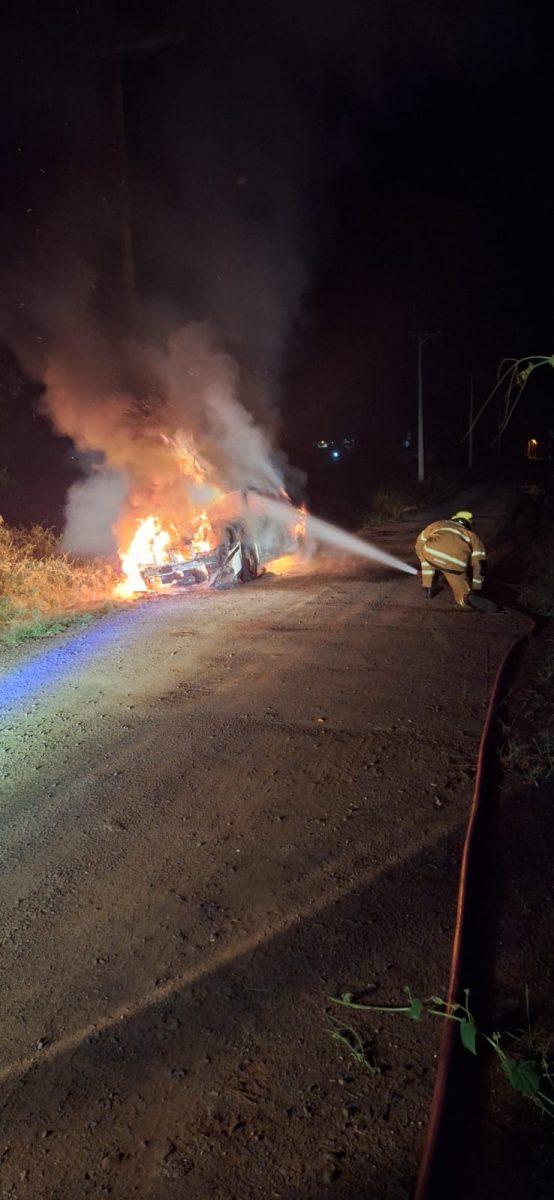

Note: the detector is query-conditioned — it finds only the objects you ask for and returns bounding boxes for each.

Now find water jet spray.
[253,496,418,576]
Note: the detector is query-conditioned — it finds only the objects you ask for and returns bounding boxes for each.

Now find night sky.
[1,0,553,522]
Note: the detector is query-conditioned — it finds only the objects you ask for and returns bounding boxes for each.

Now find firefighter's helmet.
[451,509,473,530]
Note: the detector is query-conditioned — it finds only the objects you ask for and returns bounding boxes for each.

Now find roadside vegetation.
[328,987,554,1118]
[499,721,554,787]
[363,468,468,526]
[0,516,116,644]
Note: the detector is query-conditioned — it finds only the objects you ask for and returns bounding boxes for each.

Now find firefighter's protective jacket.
[415,520,486,588]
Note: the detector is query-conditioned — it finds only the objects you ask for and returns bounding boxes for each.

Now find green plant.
[326,1012,380,1075]
[330,987,554,1117]
[1,611,96,646]
[465,354,554,448]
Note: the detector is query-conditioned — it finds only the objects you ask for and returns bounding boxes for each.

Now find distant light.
[530,438,538,445]
[331,449,340,460]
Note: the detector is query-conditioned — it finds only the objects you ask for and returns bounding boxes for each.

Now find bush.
[0,515,116,640]
[362,468,468,529]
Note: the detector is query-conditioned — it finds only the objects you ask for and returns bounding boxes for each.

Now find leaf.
[408,997,423,1021]
[340,992,353,1005]
[460,1018,477,1056]
[430,996,447,1007]
[501,1057,541,1096]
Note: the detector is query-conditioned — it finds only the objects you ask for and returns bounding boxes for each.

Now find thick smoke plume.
[43,321,288,555]
[3,0,521,554]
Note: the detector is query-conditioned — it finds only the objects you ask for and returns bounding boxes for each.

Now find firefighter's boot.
[467,593,498,614]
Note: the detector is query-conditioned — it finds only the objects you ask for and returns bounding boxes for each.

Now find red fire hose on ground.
[414,625,533,1200]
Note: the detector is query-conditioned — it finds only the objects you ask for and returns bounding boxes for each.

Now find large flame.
[114,516,177,598]
[114,508,218,599]
[190,510,213,556]
[113,427,305,599]
[112,428,221,598]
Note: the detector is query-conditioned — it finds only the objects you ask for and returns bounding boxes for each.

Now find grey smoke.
[63,469,128,556]
[1,0,524,556]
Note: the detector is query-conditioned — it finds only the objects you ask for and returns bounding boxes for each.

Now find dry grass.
[0,516,117,642]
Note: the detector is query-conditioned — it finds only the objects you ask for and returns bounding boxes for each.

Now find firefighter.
[415,510,495,611]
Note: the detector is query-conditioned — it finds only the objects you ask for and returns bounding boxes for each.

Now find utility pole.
[410,332,442,483]
[104,30,188,314]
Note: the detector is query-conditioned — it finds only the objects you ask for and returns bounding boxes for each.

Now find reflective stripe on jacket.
[415,520,486,583]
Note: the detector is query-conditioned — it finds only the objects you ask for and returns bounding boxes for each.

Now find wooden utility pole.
[105,30,188,313]
[410,332,442,482]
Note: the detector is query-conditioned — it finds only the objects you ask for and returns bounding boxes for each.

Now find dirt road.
[0,493,527,1199]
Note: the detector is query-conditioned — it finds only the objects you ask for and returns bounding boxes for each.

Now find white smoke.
[63,469,128,556]
[204,386,284,492]
[161,324,284,494]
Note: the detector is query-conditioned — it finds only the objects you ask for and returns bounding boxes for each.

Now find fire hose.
[414,625,532,1200]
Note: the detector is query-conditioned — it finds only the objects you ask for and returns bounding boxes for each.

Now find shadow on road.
[0,823,469,1200]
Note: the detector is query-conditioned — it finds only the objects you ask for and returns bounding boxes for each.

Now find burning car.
[137,488,304,592]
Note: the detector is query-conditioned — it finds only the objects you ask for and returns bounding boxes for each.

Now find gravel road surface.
[0,493,527,1199]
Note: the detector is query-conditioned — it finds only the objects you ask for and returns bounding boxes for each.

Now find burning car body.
[117,488,305,597]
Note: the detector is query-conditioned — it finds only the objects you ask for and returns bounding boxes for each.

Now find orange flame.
[113,427,223,599]
[114,508,217,599]
[190,509,214,556]
[114,516,176,598]
[160,431,208,485]
[294,502,307,541]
